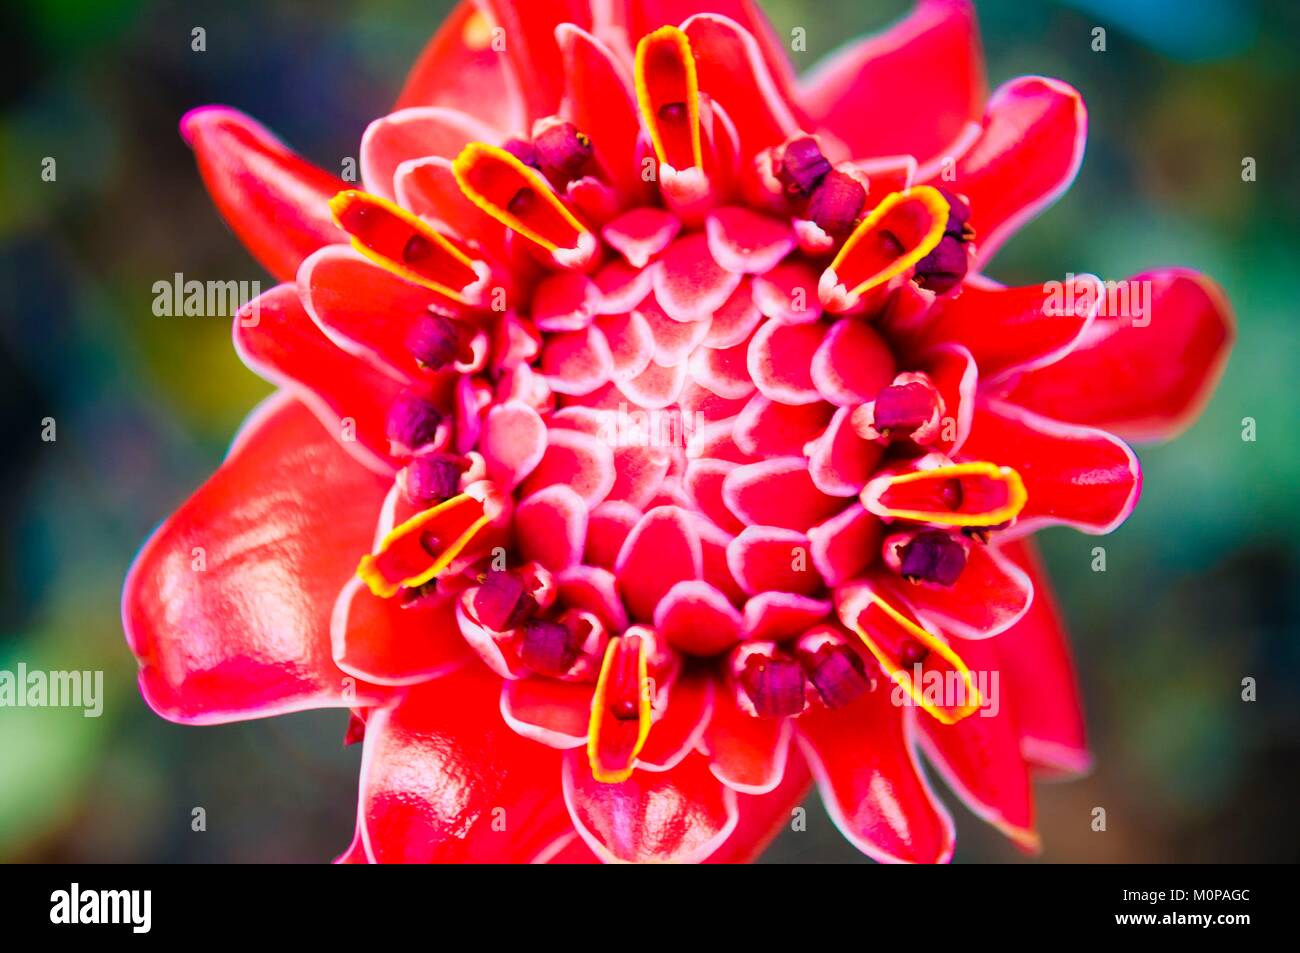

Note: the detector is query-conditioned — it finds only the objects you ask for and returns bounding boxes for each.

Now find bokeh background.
[2,0,1297,863]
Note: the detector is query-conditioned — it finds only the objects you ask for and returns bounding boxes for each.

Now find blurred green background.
[1,0,1296,862]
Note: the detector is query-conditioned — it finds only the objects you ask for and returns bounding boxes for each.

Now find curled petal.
[963,399,1141,536]
[918,636,1039,852]
[928,76,1086,264]
[331,578,471,686]
[124,395,392,724]
[999,269,1234,442]
[991,539,1092,776]
[180,106,347,281]
[796,687,955,864]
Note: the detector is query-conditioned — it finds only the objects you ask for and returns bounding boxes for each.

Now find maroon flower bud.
[803,643,871,709]
[807,170,866,236]
[739,652,807,717]
[898,531,968,586]
[873,381,939,434]
[519,618,582,676]
[914,234,969,293]
[534,122,594,186]
[404,312,461,369]
[403,454,462,505]
[934,187,972,235]
[472,570,537,631]
[386,393,441,451]
[503,137,538,167]
[778,137,832,195]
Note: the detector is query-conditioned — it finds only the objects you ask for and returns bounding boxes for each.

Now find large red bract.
[124,0,1233,863]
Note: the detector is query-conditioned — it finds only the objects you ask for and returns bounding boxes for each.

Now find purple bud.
[405,313,460,369]
[472,571,536,631]
[739,654,807,717]
[519,618,581,676]
[934,187,972,235]
[778,137,832,195]
[873,381,938,433]
[914,234,969,293]
[503,137,538,168]
[899,531,968,586]
[805,645,871,709]
[807,170,866,236]
[403,455,462,505]
[386,393,442,451]
[533,122,593,185]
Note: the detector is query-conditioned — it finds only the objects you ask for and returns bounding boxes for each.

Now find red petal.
[723,457,844,530]
[123,395,392,724]
[918,636,1039,851]
[928,76,1086,264]
[638,673,715,770]
[807,407,883,497]
[653,233,743,323]
[517,485,588,571]
[395,1,526,132]
[1000,269,1234,442]
[704,697,791,794]
[747,319,826,405]
[742,592,832,641]
[331,579,471,686]
[727,526,820,596]
[360,665,576,862]
[992,539,1092,776]
[595,311,656,383]
[691,334,757,400]
[807,502,881,587]
[298,245,457,380]
[796,689,955,863]
[654,581,745,655]
[682,13,802,156]
[501,677,593,749]
[963,399,1141,535]
[702,278,763,348]
[752,260,822,324]
[706,207,795,275]
[233,283,405,473]
[520,427,617,507]
[181,106,346,281]
[562,750,737,863]
[480,400,548,488]
[615,505,704,622]
[360,106,496,202]
[585,500,643,569]
[557,24,649,203]
[910,274,1103,382]
[602,208,681,269]
[640,300,713,364]
[810,316,897,406]
[476,0,591,121]
[733,394,832,457]
[617,357,689,409]
[800,0,984,163]
[540,326,616,396]
[683,459,746,534]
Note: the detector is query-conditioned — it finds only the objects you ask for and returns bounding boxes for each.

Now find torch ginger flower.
[123,0,1233,863]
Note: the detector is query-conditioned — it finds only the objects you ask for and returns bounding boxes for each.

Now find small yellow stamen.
[634,26,704,172]
[587,636,653,784]
[850,594,982,725]
[869,461,1028,527]
[356,493,493,599]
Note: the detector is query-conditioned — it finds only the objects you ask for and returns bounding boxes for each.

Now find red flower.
[124,0,1233,863]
